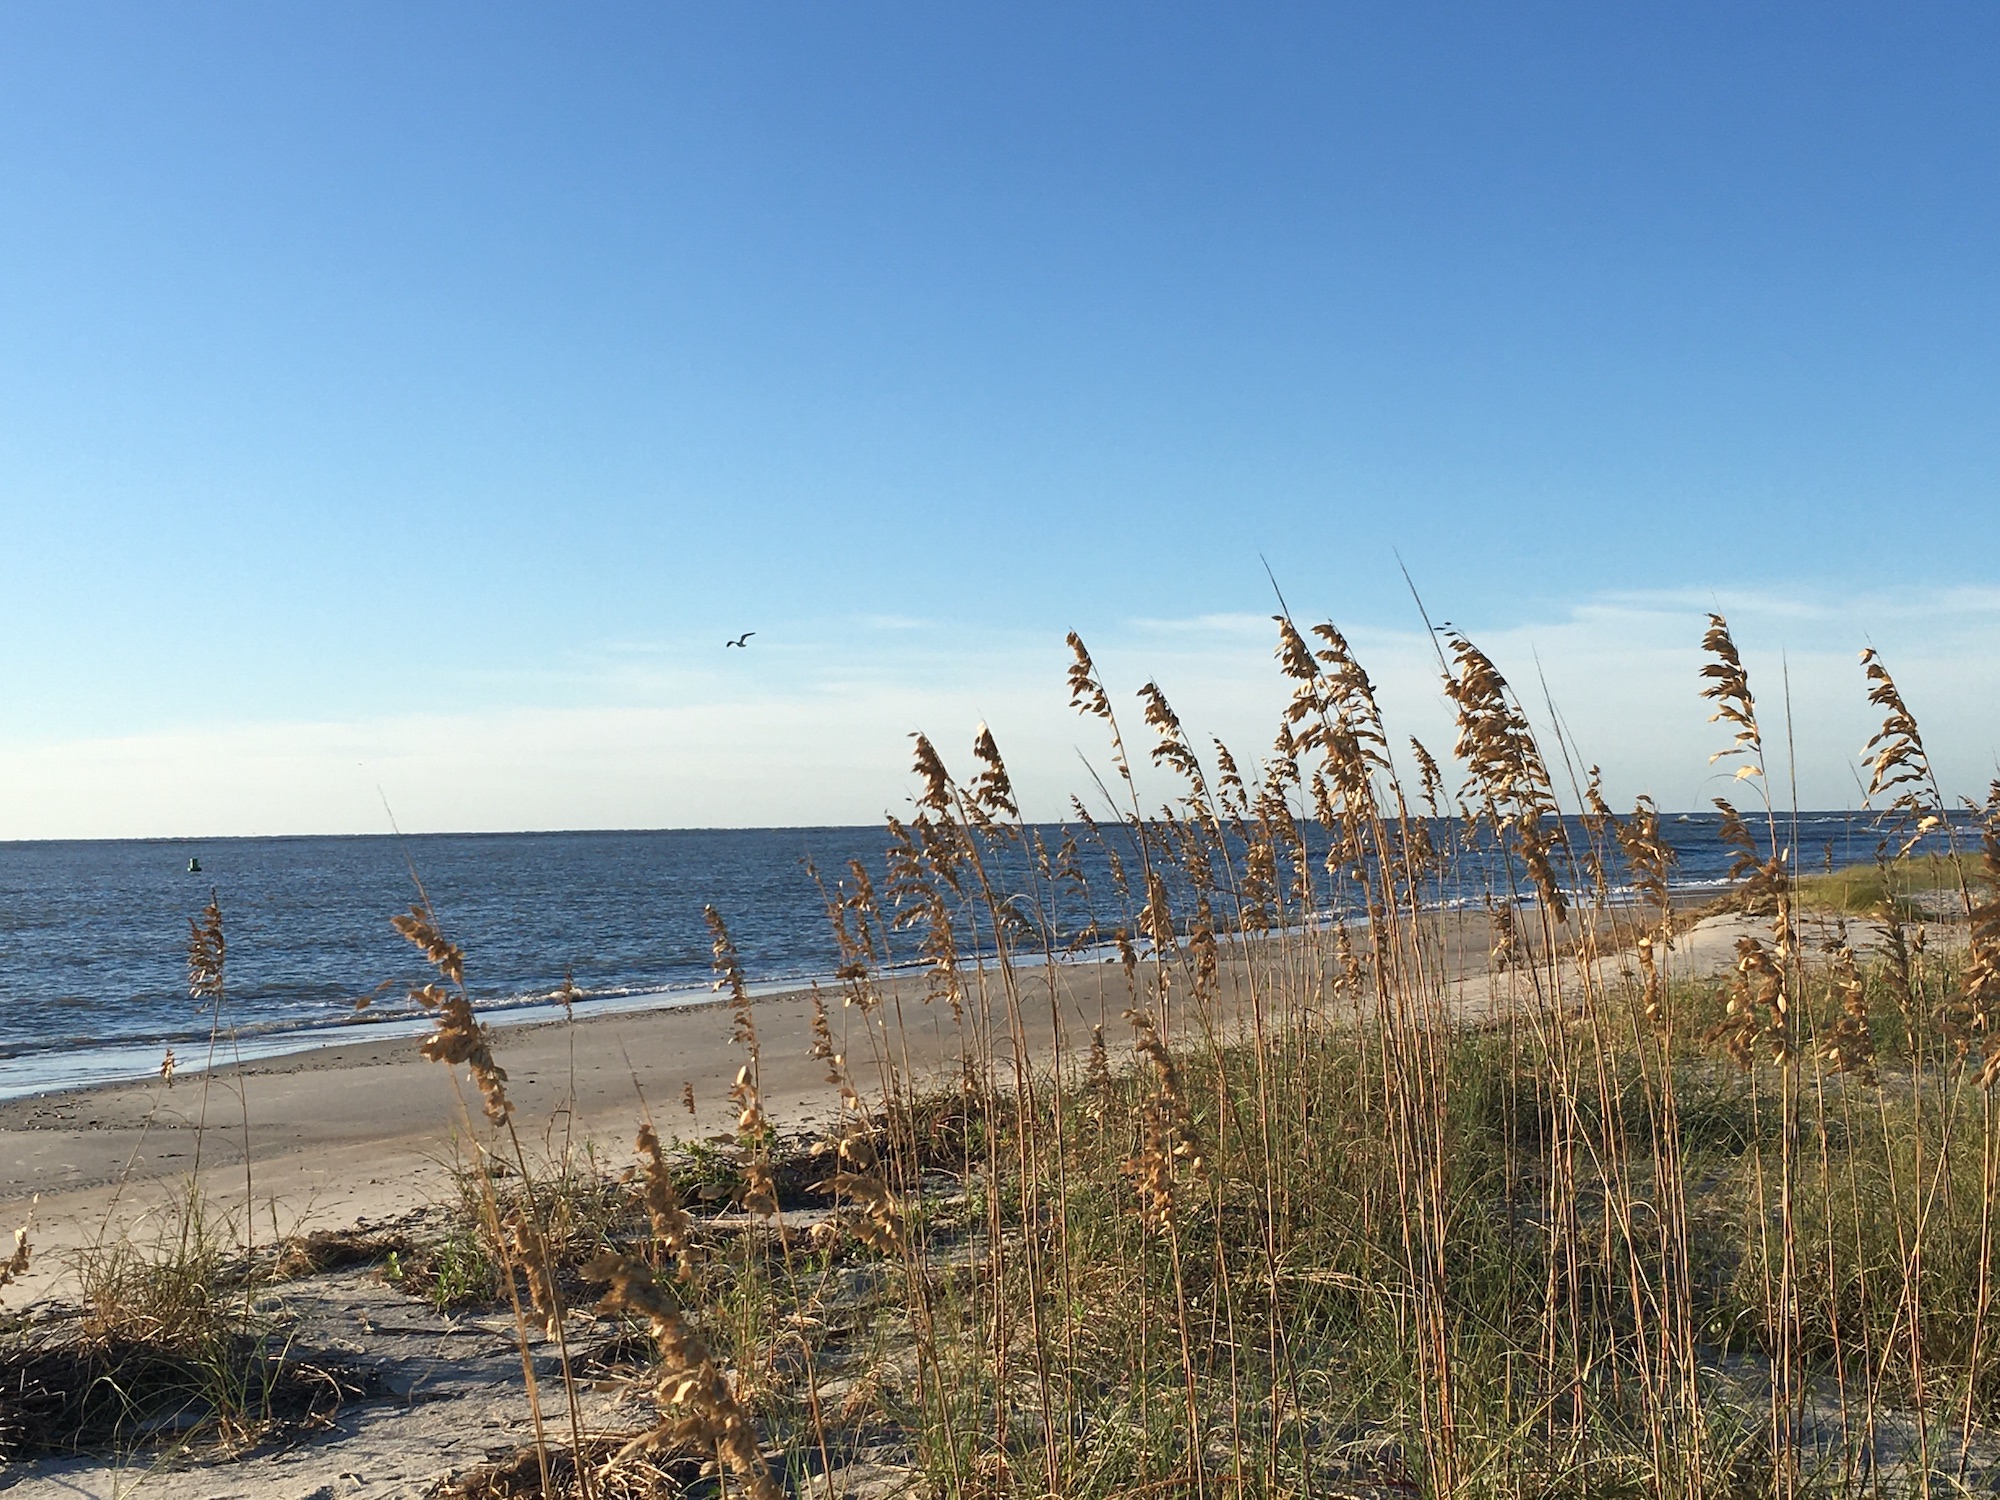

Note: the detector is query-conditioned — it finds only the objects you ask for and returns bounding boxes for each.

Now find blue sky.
[3,3,1998,835]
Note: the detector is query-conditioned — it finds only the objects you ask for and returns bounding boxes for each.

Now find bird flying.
[726,631,756,648]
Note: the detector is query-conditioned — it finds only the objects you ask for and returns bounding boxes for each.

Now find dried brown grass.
[25,602,2000,1500]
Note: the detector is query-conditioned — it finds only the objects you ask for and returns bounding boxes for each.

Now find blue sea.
[0,813,1916,1098]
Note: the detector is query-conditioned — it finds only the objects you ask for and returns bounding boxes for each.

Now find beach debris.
[1,1205,31,1303]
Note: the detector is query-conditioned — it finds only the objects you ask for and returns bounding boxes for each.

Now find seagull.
[725,631,756,648]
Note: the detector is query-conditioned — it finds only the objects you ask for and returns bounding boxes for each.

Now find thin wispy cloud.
[7,582,1994,840]
[855,614,935,632]
[1124,612,1276,638]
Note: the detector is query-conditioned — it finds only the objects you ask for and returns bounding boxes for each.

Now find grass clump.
[0,897,392,1464]
[1793,854,1974,916]
[0,1326,373,1460]
[1,1183,377,1460]
[410,616,2000,1498]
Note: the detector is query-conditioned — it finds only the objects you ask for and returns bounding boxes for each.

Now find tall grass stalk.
[386,611,2000,1500]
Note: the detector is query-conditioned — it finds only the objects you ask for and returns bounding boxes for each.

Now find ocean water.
[0,812,1911,1098]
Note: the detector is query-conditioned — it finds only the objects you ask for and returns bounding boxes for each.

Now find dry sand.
[0,955,1158,1306]
[0,901,1632,1285]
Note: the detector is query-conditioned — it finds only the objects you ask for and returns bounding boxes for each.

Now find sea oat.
[808,985,840,1085]
[396,903,512,1127]
[1410,736,1446,819]
[1699,613,1764,781]
[1065,632,1113,721]
[1708,935,1790,1067]
[1488,899,1521,971]
[1820,943,1878,1085]
[1332,921,1367,1000]
[1139,681,1211,810]
[909,732,954,815]
[187,894,225,1002]
[1213,737,1249,817]
[1859,647,1944,854]
[705,907,756,1045]
[1124,1008,1205,1181]
[1442,630,1569,919]
[635,1122,698,1273]
[1635,933,1664,1029]
[1240,834,1278,934]
[968,722,1019,826]
[1614,796,1676,918]
[409,983,514,1124]
[391,903,465,984]
[1084,1024,1112,1122]
[586,1251,780,1500]
[1615,796,1678,1028]
[1124,1100,1178,1232]
[1190,894,1220,1002]
[824,1128,904,1256]
[1139,870,1175,950]
[504,1208,562,1336]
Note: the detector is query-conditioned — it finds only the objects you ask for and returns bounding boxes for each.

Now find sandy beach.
[0,945,1188,1305]
[0,904,1843,1499]
[0,901,1731,1303]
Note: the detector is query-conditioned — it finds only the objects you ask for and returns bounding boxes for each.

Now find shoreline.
[0,948,1115,1106]
[0,950,1149,1307]
[0,882,1738,1106]
[0,899,1721,1294]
